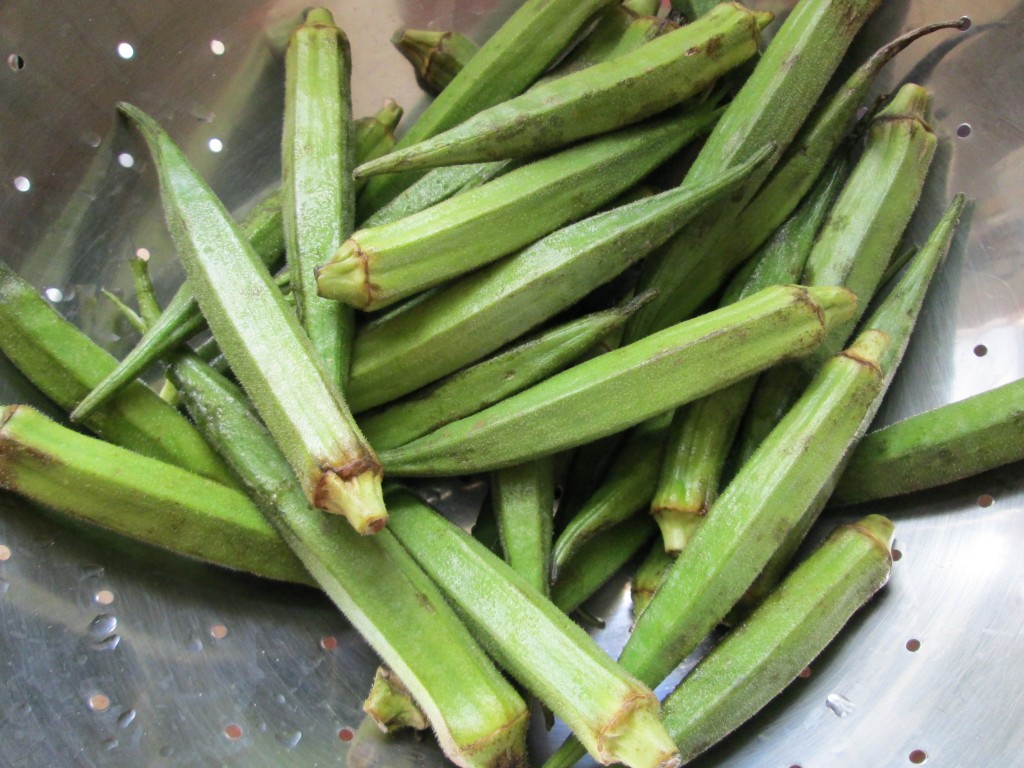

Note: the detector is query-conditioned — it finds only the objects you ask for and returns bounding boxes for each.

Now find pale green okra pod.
[118,103,387,534]
[380,284,857,476]
[661,515,895,762]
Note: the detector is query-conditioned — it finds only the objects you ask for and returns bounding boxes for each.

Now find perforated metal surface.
[1,1,1022,766]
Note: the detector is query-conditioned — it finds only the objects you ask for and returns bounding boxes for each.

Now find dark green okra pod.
[0,405,309,585]
[346,125,748,412]
[356,4,769,177]
[631,542,674,618]
[168,356,530,768]
[661,515,895,763]
[379,285,856,476]
[282,8,356,386]
[393,29,478,95]
[386,489,681,768]
[0,262,236,486]
[543,329,890,768]
[322,110,726,311]
[491,456,556,596]
[119,103,386,534]
[357,0,619,217]
[361,299,646,452]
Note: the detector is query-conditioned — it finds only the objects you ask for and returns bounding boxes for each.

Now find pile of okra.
[3,0,1022,766]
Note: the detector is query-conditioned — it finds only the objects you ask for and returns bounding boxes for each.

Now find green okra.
[549,8,673,79]
[0,404,309,586]
[354,99,404,167]
[650,158,847,554]
[543,329,890,768]
[661,515,895,763]
[734,84,939,467]
[393,29,478,95]
[363,666,429,733]
[283,8,356,386]
[345,123,748,412]
[118,103,387,534]
[357,0,619,217]
[552,516,656,616]
[492,456,556,597]
[168,357,530,768]
[355,4,769,178]
[630,541,673,618]
[322,110,726,311]
[71,188,285,421]
[622,0,660,15]
[552,412,670,573]
[385,488,681,768]
[834,377,1024,505]
[0,262,236,486]
[361,299,647,452]
[669,0,720,22]
[379,285,857,477]
[623,0,886,344]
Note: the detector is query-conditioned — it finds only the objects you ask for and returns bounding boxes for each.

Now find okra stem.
[363,666,429,733]
[380,285,856,476]
[393,29,478,95]
[661,516,895,763]
[118,103,386,533]
[282,8,355,386]
[0,404,309,585]
[169,356,530,768]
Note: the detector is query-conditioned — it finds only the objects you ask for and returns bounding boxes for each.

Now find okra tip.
[316,466,388,534]
[316,240,372,309]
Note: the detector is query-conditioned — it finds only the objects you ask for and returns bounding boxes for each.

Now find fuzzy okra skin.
[386,488,681,768]
[624,0,885,344]
[0,262,236,486]
[631,542,674,618]
[322,108,728,311]
[0,405,310,585]
[354,100,403,167]
[661,516,895,762]
[552,412,671,573]
[542,330,890,768]
[491,456,556,597]
[393,29,478,95]
[360,300,646,451]
[380,285,856,477]
[345,123,746,413]
[282,8,355,387]
[118,103,386,534]
[355,3,768,177]
[834,377,1024,504]
[70,188,285,422]
[357,0,619,217]
[650,159,848,554]
[168,356,530,768]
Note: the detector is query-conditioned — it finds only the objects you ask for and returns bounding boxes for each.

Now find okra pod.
[361,300,645,452]
[357,0,619,217]
[630,541,673,618]
[651,159,847,553]
[379,285,856,476]
[282,8,355,386]
[622,0,660,15]
[354,99,404,167]
[365,4,672,230]
[386,488,681,768]
[661,515,895,763]
[323,110,725,311]
[492,456,556,597]
[70,188,285,421]
[734,84,939,466]
[552,517,656,616]
[118,103,386,533]
[168,355,530,768]
[363,666,429,733]
[355,4,768,177]
[624,0,886,343]
[345,122,746,412]
[835,377,1024,504]
[393,29,478,95]
[0,404,309,586]
[0,262,236,486]
[552,413,670,573]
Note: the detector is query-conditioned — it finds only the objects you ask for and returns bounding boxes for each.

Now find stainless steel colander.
[1,1,1022,766]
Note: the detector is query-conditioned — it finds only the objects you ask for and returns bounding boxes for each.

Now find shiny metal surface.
[1,1,1022,766]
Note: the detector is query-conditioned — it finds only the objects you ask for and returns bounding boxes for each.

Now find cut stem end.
[317,469,388,534]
